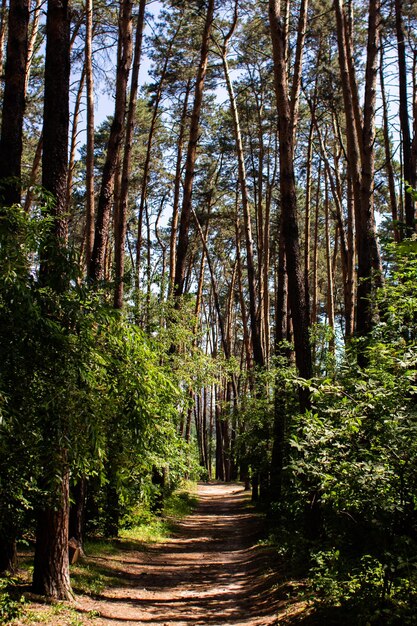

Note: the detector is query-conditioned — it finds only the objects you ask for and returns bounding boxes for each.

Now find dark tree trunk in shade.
[0,0,30,207]
[32,0,73,600]
[41,0,70,241]
[32,466,73,600]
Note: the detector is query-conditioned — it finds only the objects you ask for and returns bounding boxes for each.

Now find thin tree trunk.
[311,160,321,330]
[304,119,314,327]
[380,40,400,242]
[89,0,133,281]
[235,215,253,374]
[155,197,167,304]
[173,0,215,299]
[68,478,86,555]
[0,0,7,78]
[135,48,172,291]
[114,0,146,308]
[67,68,86,216]
[24,0,42,96]
[395,0,416,234]
[220,11,264,367]
[289,0,309,139]
[325,173,335,356]
[23,132,43,212]
[85,0,95,271]
[168,79,192,297]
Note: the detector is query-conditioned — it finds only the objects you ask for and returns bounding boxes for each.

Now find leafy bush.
[0,578,25,623]
[274,241,417,621]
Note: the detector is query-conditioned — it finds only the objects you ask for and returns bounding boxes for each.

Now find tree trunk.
[221,23,264,367]
[0,0,30,207]
[32,0,72,601]
[24,0,42,96]
[85,0,95,271]
[33,466,73,600]
[24,133,43,212]
[114,0,146,308]
[67,68,85,215]
[135,47,172,294]
[334,0,382,343]
[380,39,400,242]
[0,0,7,78]
[0,537,17,576]
[269,0,312,395]
[89,0,133,281]
[40,0,71,264]
[304,119,314,326]
[324,173,335,356]
[168,79,192,297]
[173,0,215,299]
[395,0,416,234]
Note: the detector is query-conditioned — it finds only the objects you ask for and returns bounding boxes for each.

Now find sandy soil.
[75,483,283,626]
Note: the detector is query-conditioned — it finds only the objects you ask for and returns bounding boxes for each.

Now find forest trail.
[78,483,284,626]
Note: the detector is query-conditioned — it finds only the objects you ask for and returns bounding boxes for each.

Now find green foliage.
[0,578,25,624]
[0,203,199,551]
[271,241,417,622]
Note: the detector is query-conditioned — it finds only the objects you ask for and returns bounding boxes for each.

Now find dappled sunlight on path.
[79,483,280,626]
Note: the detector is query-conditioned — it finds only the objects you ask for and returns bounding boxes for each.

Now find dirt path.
[78,483,281,626]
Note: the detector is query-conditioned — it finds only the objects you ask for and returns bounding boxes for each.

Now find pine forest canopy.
[1,0,417,620]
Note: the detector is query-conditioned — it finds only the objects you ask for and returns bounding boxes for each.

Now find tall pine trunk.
[114,0,146,308]
[89,0,133,281]
[173,0,215,299]
[32,0,73,600]
[269,0,312,387]
[0,0,30,207]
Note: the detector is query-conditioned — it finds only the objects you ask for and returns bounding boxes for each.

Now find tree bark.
[85,0,96,271]
[334,0,382,343]
[89,0,133,281]
[324,173,335,356]
[395,0,416,234]
[67,68,85,216]
[0,0,30,207]
[24,0,42,96]
[220,9,264,367]
[68,477,86,554]
[269,0,312,390]
[0,0,7,79]
[32,0,72,601]
[33,465,73,600]
[380,40,400,242]
[114,0,146,308]
[168,79,192,297]
[173,0,215,299]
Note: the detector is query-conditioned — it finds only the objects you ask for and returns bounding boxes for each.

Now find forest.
[1,0,417,623]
